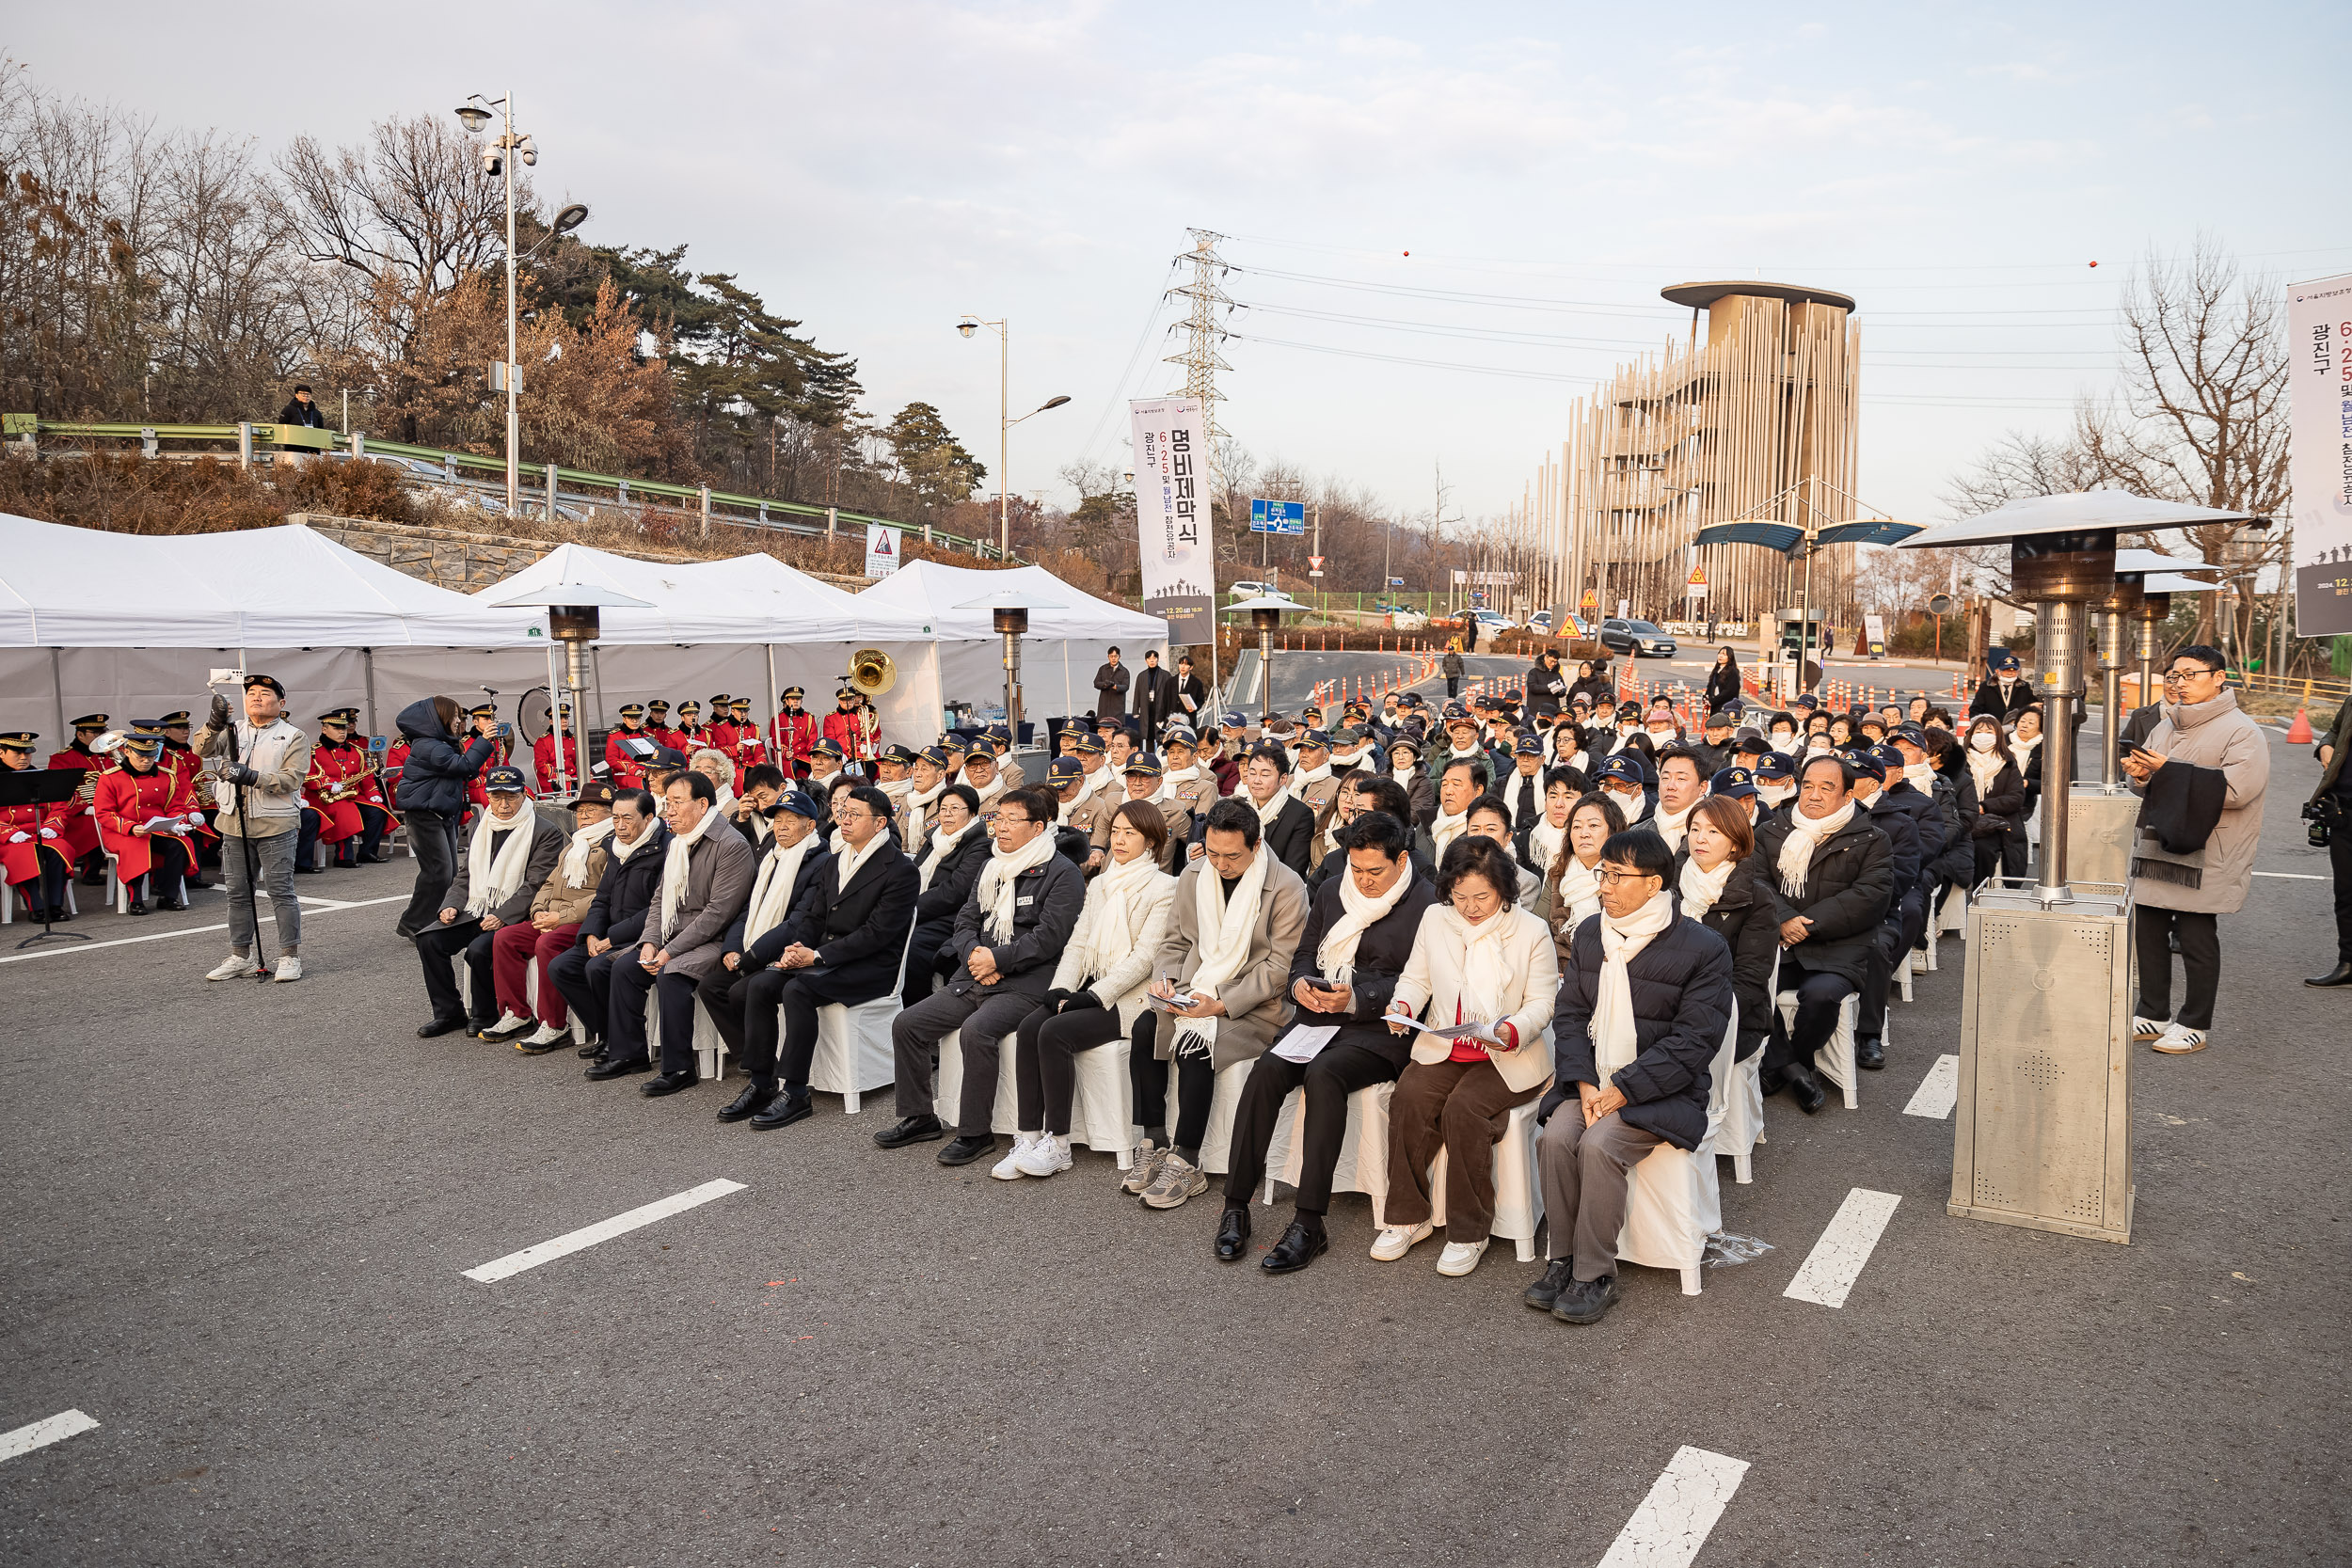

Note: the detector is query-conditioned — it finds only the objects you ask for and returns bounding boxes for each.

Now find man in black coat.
[1132,649,1177,747]
[1525,648,1567,721]
[277,384,328,429]
[1847,746,1922,1071]
[694,791,834,1097]
[1215,811,1439,1271]
[1968,649,2036,721]
[1753,755,1894,1114]
[1529,827,1733,1325]
[882,786,1087,1166]
[551,789,669,1060]
[1168,654,1209,736]
[1193,744,1315,879]
[1091,646,1132,721]
[712,786,915,1131]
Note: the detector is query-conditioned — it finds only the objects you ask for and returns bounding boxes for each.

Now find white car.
[1228,580,1270,601]
[1386,607,1429,630]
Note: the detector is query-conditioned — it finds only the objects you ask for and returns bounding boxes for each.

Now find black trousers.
[327,805,390,867]
[397,809,460,939]
[2332,828,2352,965]
[610,956,702,1073]
[1221,1038,1403,1214]
[10,858,69,916]
[548,942,614,1043]
[696,961,830,1086]
[1131,1044,1216,1154]
[1764,959,1854,1082]
[2134,906,2221,1031]
[130,837,191,906]
[298,807,324,870]
[1012,1003,1152,1136]
[418,916,496,1023]
[902,916,954,1009]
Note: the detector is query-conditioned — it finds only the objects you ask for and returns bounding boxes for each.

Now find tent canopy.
[476,542,930,644]
[0,515,539,648]
[858,561,1167,644]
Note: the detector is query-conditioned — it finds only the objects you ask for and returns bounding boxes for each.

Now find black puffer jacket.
[913,823,992,926]
[1924,778,1973,890]
[392,697,496,815]
[1753,808,1894,988]
[1670,851,1779,1061]
[1543,911,1734,1150]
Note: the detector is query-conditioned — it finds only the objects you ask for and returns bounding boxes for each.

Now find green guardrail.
[11,418,1011,559]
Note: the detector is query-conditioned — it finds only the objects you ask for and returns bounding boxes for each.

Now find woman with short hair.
[1388,735,1437,827]
[1374,835,1559,1275]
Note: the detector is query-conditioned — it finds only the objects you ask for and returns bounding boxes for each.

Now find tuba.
[847,647,897,697]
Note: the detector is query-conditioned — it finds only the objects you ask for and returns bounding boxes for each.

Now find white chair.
[1718,974,1769,1184]
[1893,942,1914,1003]
[643,985,723,1082]
[1422,1094,1548,1262]
[1614,1022,1738,1295]
[807,936,910,1114]
[1926,883,1965,970]
[1775,987,1859,1110]
[937,1021,1135,1166]
[1271,1080,1391,1218]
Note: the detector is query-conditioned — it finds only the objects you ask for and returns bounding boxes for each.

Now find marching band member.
[95,733,204,913]
[462,702,508,815]
[303,709,389,870]
[604,704,655,791]
[532,702,581,799]
[645,699,679,753]
[724,697,767,788]
[45,713,111,882]
[707,695,739,754]
[771,686,818,779]
[2,730,72,920]
[674,699,709,753]
[156,711,203,797]
[822,687,866,768]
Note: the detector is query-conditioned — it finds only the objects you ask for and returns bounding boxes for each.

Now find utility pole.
[1165,229,1234,702]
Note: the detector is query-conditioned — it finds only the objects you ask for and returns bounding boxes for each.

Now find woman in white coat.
[1001,800,1178,1180]
[1373,835,1560,1275]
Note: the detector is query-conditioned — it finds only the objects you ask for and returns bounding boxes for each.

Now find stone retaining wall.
[290,514,867,594]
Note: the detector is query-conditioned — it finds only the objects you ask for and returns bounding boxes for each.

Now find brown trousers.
[1382,1056,1542,1244]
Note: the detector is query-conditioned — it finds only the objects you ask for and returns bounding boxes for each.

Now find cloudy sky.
[12,1,2345,531]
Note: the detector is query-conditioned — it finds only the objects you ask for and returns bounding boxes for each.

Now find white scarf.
[657,801,721,938]
[1591,890,1675,1077]
[1315,858,1415,983]
[1160,761,1202,791]
[906,780,944,817]
[918,822,982,893]
[1557,854,1604,927]
[1776,798,1857,899]
[1678,852,1736,919]
[970,770,1009,810]
[1177,842,1272,1053]
[1903,762,1936,792]
[1456,905,1514,1024]
[559,814,614,887]
[1073,848,1164,983]
[1248,788,1288,832]
[1428,806,1469,857]
[1289,759,1332,801]
[1652,799,1695,853]
[976,821,1058,942]
[1076,765,1116,804]
[1332,747,1372,773]
[834,827,885,892]
[879,776,914,805]
[1391,764,1420,792]
[1965,744,2008,800]
[463,800,539,918]
[1528,816,1567,878]
[608,823,653,864]
[745,834,815,947]
[2012,732,2042,764]
[712,784,736,818]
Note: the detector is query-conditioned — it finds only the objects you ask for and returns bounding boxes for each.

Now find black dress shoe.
[293,863,323,875]
[416,1015,469,1038]
[750,1090,814,1132]
[874,1114,945,1149]
[167,895,190,911]
[936,1134,994,1166]
[127,900,149,916]
[585,1055,651,1081]
[576,1036,606,1059]
[1260,1220,1327,1275]
[2307,961,2352,989]
[641,1069,699,1098]
[1855,1035,1885,1070]
[1524,1259,1576,1311]
[1214,1206,1251,1261]
[1784,1061,1828,1115]
[1550,1273,1620,1324]
[717,1083,778,1123]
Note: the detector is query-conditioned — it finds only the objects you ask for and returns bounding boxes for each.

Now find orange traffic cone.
[2286,706,2313,743]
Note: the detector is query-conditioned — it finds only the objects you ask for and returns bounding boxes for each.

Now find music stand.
[0,768,91,948]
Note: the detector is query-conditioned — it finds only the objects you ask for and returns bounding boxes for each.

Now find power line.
[1074,258,1179,465]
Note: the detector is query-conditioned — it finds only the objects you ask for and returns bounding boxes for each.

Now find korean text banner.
[2288,272,2352,639]
[1130,397,1213,643]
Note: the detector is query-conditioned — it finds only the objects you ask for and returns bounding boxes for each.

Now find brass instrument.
[848,647,898,697]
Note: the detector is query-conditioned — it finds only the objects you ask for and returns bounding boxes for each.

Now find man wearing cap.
[961,744,1009,813]
[701,695,735,755]
[1970,650,2036,721]
[415,764,566,1037]
[1091,645,1131,722]
[1067,732,1120,869]
[486,780,619,1049]
[550,787,669,1062]
[1210,714,1248,794]
[1593,753,1655,829]
[674,699,710,754]
[197,675,315,981]
[93,733,202,914]
[1290,730,1345,866]
[898,746,952,847]
[1751,752,1799,817]
[1688,709,1738,778]
[533,703,581,799]
[1850,741,1939,1070]
[301,710,387,871]
[873,741,917,819]
[461,702,511,815]
[2,730,75,920]
[805,736,849,803]
[1132,648,1176,748]
[1894,725,1971,918]
[605,704,655,792]
[1039,756,1097,870]
[936,732,969,787]
[643,699,678,753]
[771,687,818,779]
[1499,733,1547,834]
[392,696,501,943]
[723,697,767,788]
[821,688,866,766]
[1154,731,1216,865]
[44,714,112,882]
[983,727,1023,791]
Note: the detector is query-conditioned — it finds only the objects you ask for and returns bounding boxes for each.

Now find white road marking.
[2250,871,2326,880]
[1783,1188,1901,1309]
[0,895,406,964]
[1903,1054,1961,1119]
[1597,1446,1750,1567]
[0,1408,99,1463]
[462,1180,748,1283]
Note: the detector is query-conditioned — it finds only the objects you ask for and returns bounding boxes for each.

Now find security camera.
[482,148,503,177]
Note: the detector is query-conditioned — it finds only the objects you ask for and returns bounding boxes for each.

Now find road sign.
[1248,498,1306,534]
[1388,577,1405,588]
[1687,564,1707,586]
[1580,589,1597,609]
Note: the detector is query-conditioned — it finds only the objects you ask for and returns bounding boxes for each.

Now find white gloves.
[40,827,56,839]
[7,832,27,843]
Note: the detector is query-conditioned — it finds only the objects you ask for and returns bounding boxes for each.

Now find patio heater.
[1897,494,2267,1246]
[483,574,652,800]
[955,589,1066,752]
[1227,593,1306,727]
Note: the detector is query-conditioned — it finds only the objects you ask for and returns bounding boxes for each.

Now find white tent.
[856,561,1168,734]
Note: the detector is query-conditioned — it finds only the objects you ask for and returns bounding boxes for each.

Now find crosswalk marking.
[1597,1446,1750,1566]
[1784,1188,1901,1309]
[462,1179,747,1283]
[0,1409,99,1464]
[1903,1054,1960,1119]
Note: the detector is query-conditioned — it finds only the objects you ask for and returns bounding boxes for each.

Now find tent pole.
[363,648,379,739]
[50,648,66,754]
[763,645,779,767]
[545,637,569,799]
[589,644,609,743]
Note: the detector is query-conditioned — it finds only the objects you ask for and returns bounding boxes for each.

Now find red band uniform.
[95,735,201,910]
[771,687,818,779]
[44,714,111,874]
[1,730,72,917]
[603,705,654,791]
[305,709,389,866]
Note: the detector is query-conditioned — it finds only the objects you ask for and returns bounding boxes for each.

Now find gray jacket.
[644,816,757,980]
[446,811,568,927]
[194,718,312,838]
[1151,851,1310,1070]
[2128,690,2268,914]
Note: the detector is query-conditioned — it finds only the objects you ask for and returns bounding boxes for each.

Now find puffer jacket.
[392,697,495,815]
[1753,808,1894,989]
[1542,911,1734,1150]
[1670,851,1779,1061]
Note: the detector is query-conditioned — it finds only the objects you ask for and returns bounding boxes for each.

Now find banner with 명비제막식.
[1130,398,1213,643]
[2288,272,2352,639]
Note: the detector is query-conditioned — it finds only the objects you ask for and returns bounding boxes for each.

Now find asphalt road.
[3,732,2344,1565]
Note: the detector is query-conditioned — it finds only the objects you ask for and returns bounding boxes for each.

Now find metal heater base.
[1948,879,2136,1244]
[2059,788,2141,890]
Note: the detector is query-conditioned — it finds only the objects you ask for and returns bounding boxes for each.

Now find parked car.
[1598,617,1677,657]
[1384,606,1429,630]
[1527,610,1553,634]
[1228,579,1270,601]
[1470,609,1515,632]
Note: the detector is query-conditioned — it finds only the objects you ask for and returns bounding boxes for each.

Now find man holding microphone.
[195,674,313,982]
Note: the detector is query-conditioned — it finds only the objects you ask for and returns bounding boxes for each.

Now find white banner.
[864,523,900,580]
[1130,398,1213,642]
[2288,272,2352,639]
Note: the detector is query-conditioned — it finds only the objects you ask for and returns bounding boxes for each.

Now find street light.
[955,316,1069,560]
[456,91,555,520]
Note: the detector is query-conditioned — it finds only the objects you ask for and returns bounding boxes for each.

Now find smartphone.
[1302,976,1343,992]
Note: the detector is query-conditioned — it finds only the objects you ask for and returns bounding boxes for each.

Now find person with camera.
[2307,692,2352,990]
[392,697,500,941]
[2122,646,2269,1053]
[195,676,314,982]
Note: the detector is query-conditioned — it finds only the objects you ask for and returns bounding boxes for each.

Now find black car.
[1599,617,1677,657]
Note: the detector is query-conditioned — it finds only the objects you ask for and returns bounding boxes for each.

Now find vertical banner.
[1863,613,1886,658]
[2289,273,2352,638]
[864,523,900,579]
[1130,397,1213,642]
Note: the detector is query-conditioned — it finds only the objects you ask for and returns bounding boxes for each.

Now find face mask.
[1759,782,1796,806]
[1647,728,1673,742]
[1771,730,1794,747]
[1971,733,1997,752]
[1618,723,1635,736]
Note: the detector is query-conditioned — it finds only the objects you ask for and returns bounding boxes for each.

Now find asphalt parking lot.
[2,725,2344,1566]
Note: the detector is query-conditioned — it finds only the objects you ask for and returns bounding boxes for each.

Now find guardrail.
[3,416,1018,561]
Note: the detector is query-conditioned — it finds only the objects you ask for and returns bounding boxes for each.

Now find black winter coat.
[1287,866,1439,1070]
[1544,913,1735,1150]
[1669,852,1779,1061]
[912,824,992,926]
[1924,779,1973,889]
[779,844,919,1006]
[1525,660,1567,719]
[1195,794,1315,879]
[1964,757,2028,839]
[1863,791,1923,907]
[946,849,1087,999]
[1969,674,2037,721]
[721,845,834,961]
[1704,663,1742,714]
[580,823,672,946]
[1752,810,1894,989]
[391,697,496,815]
[1568,673,1616,708]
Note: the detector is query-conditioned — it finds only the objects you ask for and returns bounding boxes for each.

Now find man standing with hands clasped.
[1092,646,1131,722]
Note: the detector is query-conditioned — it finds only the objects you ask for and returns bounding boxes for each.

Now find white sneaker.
[2151,1022,2208,1054]
[205,954,253,982]
[1369,1221,1435,1261]
[272,955,303,983]
[2131,1015,2168,1042]
[520,1022,569,1048]
[992,1133,1041,1180]
[481,1006,527,1035]
[1436,1238,1490,1276]
[1014,1132,1073,1179]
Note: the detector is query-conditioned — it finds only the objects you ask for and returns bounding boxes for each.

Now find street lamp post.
[456,94,535,518]
[957,316,1068,559]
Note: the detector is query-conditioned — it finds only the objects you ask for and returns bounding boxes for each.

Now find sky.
[11,1,2348,534]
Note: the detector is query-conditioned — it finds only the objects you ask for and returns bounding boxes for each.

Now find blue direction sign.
[1248,498,1306,534]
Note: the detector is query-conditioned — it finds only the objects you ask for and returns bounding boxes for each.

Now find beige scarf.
[918,822,983,893]
[1071,848,1165,984]
[744,835,815,948]
[833,827,886,892]
[1527,816,1567,879]
[1677,851,1736,919]
[1776,798,1857,899]
[1591,890,1675,1077]
[558,813,613,887]
[1652,800,1695,854]
[1428,805,1469,858]
[463,800,539,918]
[1176,842,1272,1054]
[1454,904,1514,1024]
[1314,856,1415,984]
[1966,744,2009,801]
[1557,854,1603,927]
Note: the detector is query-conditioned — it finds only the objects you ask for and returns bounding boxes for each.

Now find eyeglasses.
[2162,667,2220,684]
[1596,868,1656,885]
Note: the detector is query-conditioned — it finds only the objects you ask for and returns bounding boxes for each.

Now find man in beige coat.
[2122,645,2268,1054]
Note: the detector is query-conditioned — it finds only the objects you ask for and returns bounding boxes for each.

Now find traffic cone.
[2286,706,2313,743]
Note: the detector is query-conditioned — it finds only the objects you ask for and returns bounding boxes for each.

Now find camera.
[481,148,503,178]
[2304,797,2342,848]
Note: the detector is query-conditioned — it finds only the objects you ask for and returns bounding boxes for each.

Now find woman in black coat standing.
[1960,715,2028,882]
[1703,647,1743,716]
[1568,658,1616,710]
[1671,794,1778,1063]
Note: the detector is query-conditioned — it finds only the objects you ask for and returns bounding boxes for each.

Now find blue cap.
[881,743,917,767]
[1596,755,1645,787]
[1843,747,1886,783]
[1514,733,1544,756]
[1122,752,1165,778]
[483,764,527,792]
[1792,693,1821,710]
[1753,752,1795,784]
[1047,755,1086,784]
[1220,711,1249,728]
[1072,731,1105,755]
[1892,723,1929,748]
[916,745,951,768]
[811,737,845,760]
[774,788,820,820]
[1708,766,1758,800]
[1992,650,2021,671]
[1299,729,1332,749]
[1864,743,1906,775]
[982,725,1010,746]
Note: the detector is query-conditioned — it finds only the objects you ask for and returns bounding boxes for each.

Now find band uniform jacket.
[306,736,385,843]
[94,763,201,882]
[42,740,105,862]
[604,724,655,791]
[0,759,72,887]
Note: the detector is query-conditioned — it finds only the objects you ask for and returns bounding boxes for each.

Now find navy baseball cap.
[1123,752,1164,778]
[1596,755,1645,787]
[1047,755,1085,784]
[881,743,917,767]
[916,745,951,768]
[1753,752,1796,784]
[1708,766,1758,800]
[1073,731,1105,755]
[1864,743,1906,775]
[1843,747,1886,783]
[1299,729,1332,750]
[483,764,527,792]
[1892,723,1930,749]
[1792,693,1821,711]
[1991,650,2021,671]
[1514,734,1543,756]
[810,737,845,760]
[773,788,820,820]
[1220,711,1249,729]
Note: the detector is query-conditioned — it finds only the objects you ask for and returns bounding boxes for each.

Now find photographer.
[391,697,500,941]
[195,675,313,982]
[2306,691,2352,990]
